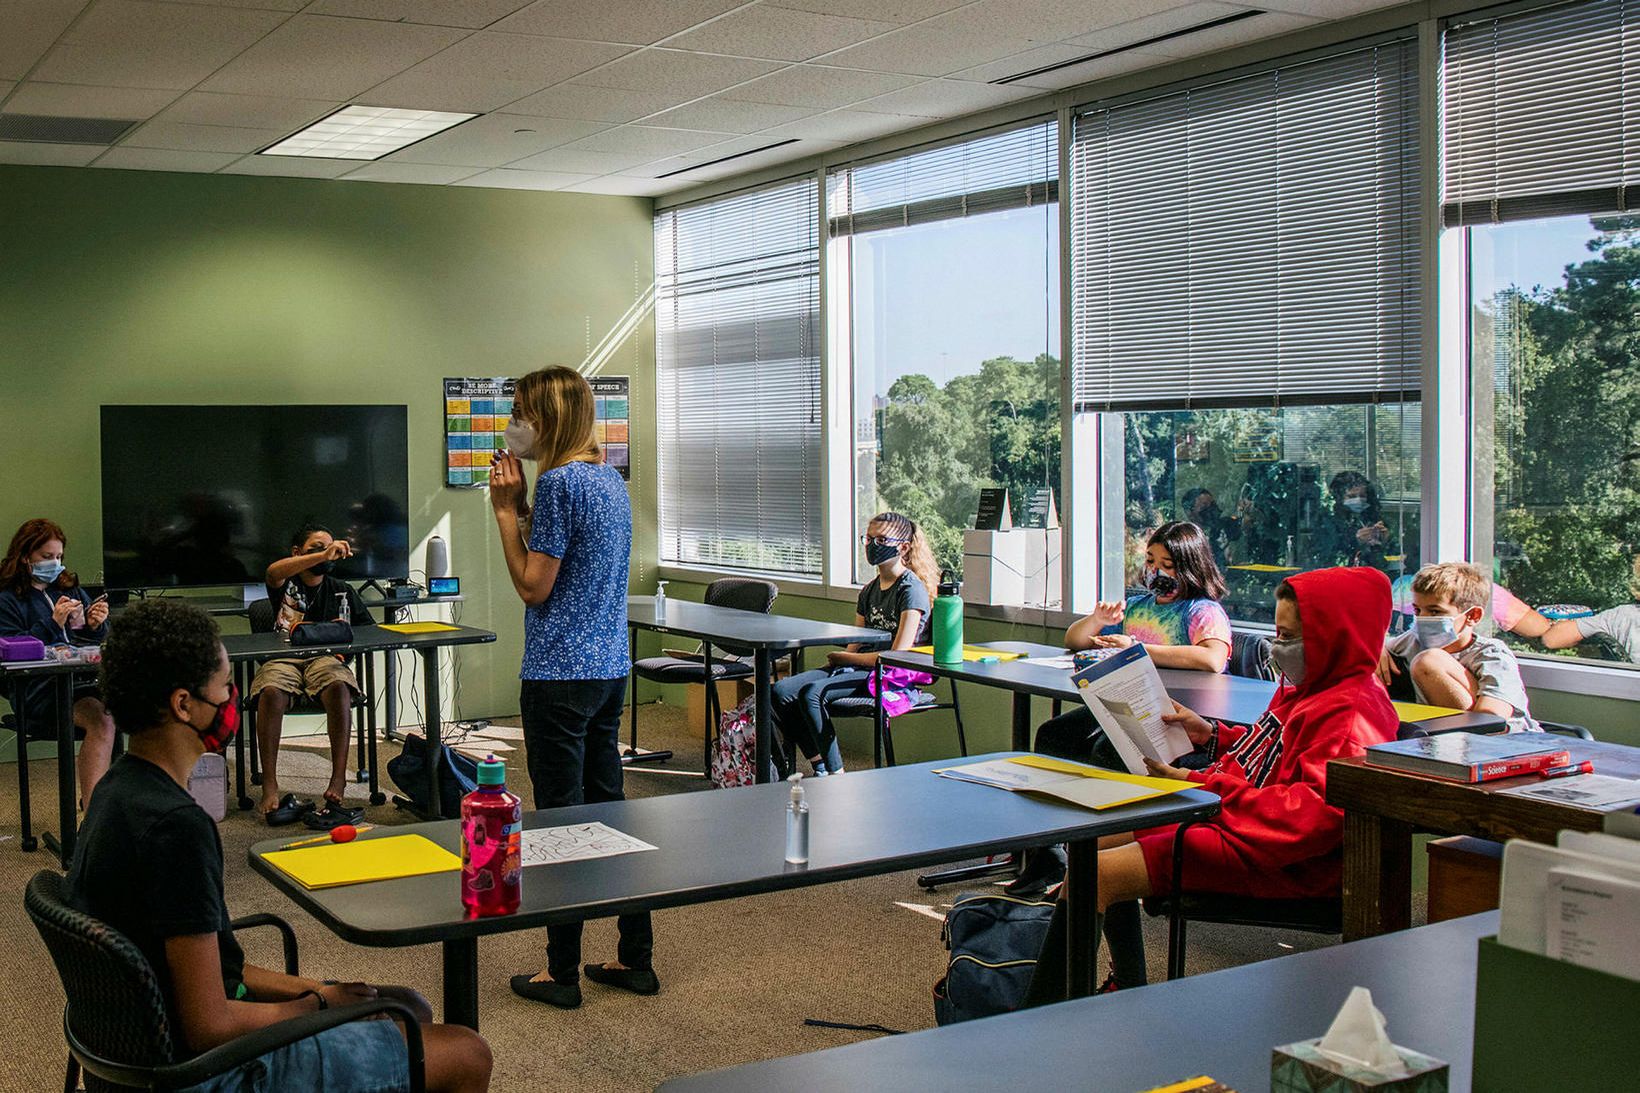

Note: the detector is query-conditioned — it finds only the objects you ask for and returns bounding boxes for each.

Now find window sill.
[1517,655,1640,702]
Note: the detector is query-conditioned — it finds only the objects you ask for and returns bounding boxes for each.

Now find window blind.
[1070,41,1421,412]
[1444,0,1640,226]
[828,121,1057,238]
[655,177,822,577]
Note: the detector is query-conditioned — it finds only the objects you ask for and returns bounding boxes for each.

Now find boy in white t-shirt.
[1542,602,1640,664]
[1378,562,1542,733]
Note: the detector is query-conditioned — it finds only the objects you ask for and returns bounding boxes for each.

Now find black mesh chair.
[1141,820,1342,980]
[1228,630,1276,682]
[628,578,780,771]
[235,599,380,810]
[1541,719,1595,740]
[821,665,966,769]
[25,869,425,1093]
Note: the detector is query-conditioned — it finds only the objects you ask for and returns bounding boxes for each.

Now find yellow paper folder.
[1391,700,1465,723]
[909,645,1025,662]
[379,621,460,634]
[262,834,461,890]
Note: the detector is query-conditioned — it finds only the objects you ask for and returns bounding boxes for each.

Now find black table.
[0,655,94,861]
[627,596,887,783]
[248,753,1219,1029]
[223,624,495,824]
[661,910,1497,1092]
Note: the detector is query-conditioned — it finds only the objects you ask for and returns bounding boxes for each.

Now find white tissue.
[1314,986,1408,1076]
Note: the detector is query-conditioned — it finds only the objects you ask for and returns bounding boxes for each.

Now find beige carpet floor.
[0,704,1379,1092]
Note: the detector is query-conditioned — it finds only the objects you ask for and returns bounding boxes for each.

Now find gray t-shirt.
[1577,603,1640,664]
[857,571,932,648]
[1386,629,1541,733]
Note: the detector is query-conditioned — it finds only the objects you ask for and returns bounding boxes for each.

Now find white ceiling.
[0,0,1407,196]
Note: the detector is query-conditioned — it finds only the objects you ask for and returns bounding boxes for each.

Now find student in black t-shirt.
[69,599,491,1092]
[250,523,374,826]
[770,512,938,775]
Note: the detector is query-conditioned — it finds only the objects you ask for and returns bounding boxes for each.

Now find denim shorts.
[179,1019,409,1093]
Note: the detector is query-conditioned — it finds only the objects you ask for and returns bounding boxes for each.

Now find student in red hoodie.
[1029,566,1399,997]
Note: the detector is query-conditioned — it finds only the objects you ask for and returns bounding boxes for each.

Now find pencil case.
[0,636,46,662]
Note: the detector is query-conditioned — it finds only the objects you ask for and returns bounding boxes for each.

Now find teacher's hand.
[489,452,526,514]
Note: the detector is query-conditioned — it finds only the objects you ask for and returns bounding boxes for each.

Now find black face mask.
[865,541,901,566]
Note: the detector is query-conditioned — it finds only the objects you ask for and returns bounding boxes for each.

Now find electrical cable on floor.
[802,1019,906,1036]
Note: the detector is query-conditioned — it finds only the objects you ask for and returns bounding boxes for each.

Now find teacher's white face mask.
[504,417,536,458]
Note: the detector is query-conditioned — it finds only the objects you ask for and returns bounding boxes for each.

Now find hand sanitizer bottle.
[654,580,668,621]
[785,773,809,864]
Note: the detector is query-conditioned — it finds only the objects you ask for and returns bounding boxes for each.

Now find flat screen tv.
[100,405,410,590]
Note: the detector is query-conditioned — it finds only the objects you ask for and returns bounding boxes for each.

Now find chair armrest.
[228,912,299,976]
[74,999,426,1093]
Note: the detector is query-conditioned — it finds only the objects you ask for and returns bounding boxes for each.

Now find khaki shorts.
[249,656,359,702]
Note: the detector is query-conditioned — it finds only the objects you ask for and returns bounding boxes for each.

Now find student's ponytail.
[873,511,939,605]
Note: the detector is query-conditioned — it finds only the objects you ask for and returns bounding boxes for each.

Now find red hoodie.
[1139,566,1399,899]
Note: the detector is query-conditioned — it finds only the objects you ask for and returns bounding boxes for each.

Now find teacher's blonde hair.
[513,366,601,471]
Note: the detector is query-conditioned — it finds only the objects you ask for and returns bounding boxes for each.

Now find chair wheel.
[251,773,262,786]
[21,837,37,853]
[237,796,255,811]
[355,769,367,783]
[370,793,386,806]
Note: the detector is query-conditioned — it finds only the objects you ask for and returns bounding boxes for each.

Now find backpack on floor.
[709,695,760,789]
[933,891,1057,1025]
[387,733,479,816]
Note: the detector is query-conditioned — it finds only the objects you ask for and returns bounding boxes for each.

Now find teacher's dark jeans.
[520,676,654,982]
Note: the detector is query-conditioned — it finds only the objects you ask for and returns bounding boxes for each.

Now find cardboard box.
[962,528,1062,607]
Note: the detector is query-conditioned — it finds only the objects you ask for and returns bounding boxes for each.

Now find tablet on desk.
[428,576,460,596]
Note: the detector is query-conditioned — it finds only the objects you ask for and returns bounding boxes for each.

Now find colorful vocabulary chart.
[592,376,630,480]
[445,377,514,487]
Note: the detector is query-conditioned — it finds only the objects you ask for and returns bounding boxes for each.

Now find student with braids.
[770,511,939,776]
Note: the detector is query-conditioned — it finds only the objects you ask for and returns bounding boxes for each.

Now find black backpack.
[387,734,479,817]
[933,891,1057,1025]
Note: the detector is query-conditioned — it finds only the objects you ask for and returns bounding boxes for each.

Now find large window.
[655,177,822,577]
[828,123,1061,607]
[1070,40,1422,620]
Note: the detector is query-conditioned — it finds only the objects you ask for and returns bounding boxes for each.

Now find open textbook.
[1071,644,1193,775]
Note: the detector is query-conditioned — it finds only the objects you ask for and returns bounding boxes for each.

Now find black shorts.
[5,678,102,741]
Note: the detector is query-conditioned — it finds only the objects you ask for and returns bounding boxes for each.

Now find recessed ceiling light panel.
[260,105,476,161]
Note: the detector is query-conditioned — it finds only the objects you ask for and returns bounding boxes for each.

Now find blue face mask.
[1342,496,1370,514]
[1413,614,1461,650]
[30,560,64,585]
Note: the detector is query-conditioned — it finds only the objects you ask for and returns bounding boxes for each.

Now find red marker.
[1536,761,1594,780]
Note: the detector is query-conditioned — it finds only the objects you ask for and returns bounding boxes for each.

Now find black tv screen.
[100,405,410,590]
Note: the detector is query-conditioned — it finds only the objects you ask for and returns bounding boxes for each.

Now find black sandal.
[302,801,364,830]
[264,793,315,826]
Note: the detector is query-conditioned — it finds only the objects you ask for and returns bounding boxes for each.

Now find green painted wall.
[0,164,655,723]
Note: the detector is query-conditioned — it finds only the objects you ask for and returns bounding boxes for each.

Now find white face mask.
[1342,496,1370,514]
[503,418,536,458]
[1413,614,1461,651]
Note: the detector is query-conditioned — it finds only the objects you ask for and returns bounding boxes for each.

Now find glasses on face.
[861,534,908,547]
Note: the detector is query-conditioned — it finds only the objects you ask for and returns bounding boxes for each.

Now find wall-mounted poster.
[445,377,514,488]
[592,376,630,481]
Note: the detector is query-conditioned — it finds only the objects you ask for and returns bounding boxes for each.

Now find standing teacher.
[488,365,657,1011]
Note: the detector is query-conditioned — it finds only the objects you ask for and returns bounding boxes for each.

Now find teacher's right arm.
[490,452,561,606]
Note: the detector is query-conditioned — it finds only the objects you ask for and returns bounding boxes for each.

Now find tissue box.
[1272,1040,1448,1093]
[1473,935,1640,1090]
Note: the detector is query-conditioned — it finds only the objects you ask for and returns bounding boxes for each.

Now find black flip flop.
[264,793,315,826]
[302,802,365,830]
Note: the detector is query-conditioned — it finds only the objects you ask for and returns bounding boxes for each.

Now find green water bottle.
[932,573,964,666]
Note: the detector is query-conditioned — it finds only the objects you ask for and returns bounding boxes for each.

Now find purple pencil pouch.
[0,636,47,662]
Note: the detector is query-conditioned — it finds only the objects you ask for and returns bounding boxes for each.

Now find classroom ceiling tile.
[176,0,305,9]
[386,110,604,166]
[1256,0,1403,15]
[338,159,483,183]
[561,174,674,196]
[123,119,287,152]
[658,135,845,180]
[1137,9,1321,59]
[852,78,1040,119]
[32,1,289,90]
[757,105,929,143]
[721,63,920,109]
[665,6,897,63]
[155,91,340,131]
[504,146,659,173]
[306,0,536,29]
[949,43,1105,85]
[1061,3,1247,51]
[927,0,1166,45]
[198,15,467,101]
[769,0,968,22]
[91,146,239,171]
[0,81,14,100]
[0,0,90,82]
[450,166,595,189]
[988,47,1175,91]
[555,124,736,157]
[360,33,631,113]
[494,0,747,46]
[0,139,104,165]
[220,152,360,177]
[816,22,1038,78]
[567,48,784,99]
[1,81,179,120]
[501,83,679,123]
[641,95,817,134]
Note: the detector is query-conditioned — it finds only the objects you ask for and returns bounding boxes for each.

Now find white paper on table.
[1544,867,1640,983]
[520,822,656,868]
[1022,655,1076,669]
[1495,774,1640,810]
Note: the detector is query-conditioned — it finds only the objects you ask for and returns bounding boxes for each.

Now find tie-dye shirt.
[1104,593,1232,669]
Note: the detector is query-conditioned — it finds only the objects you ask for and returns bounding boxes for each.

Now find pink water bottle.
[460,755,521,917]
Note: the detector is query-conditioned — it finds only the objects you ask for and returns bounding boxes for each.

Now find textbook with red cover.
[1365,732,1569,783]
